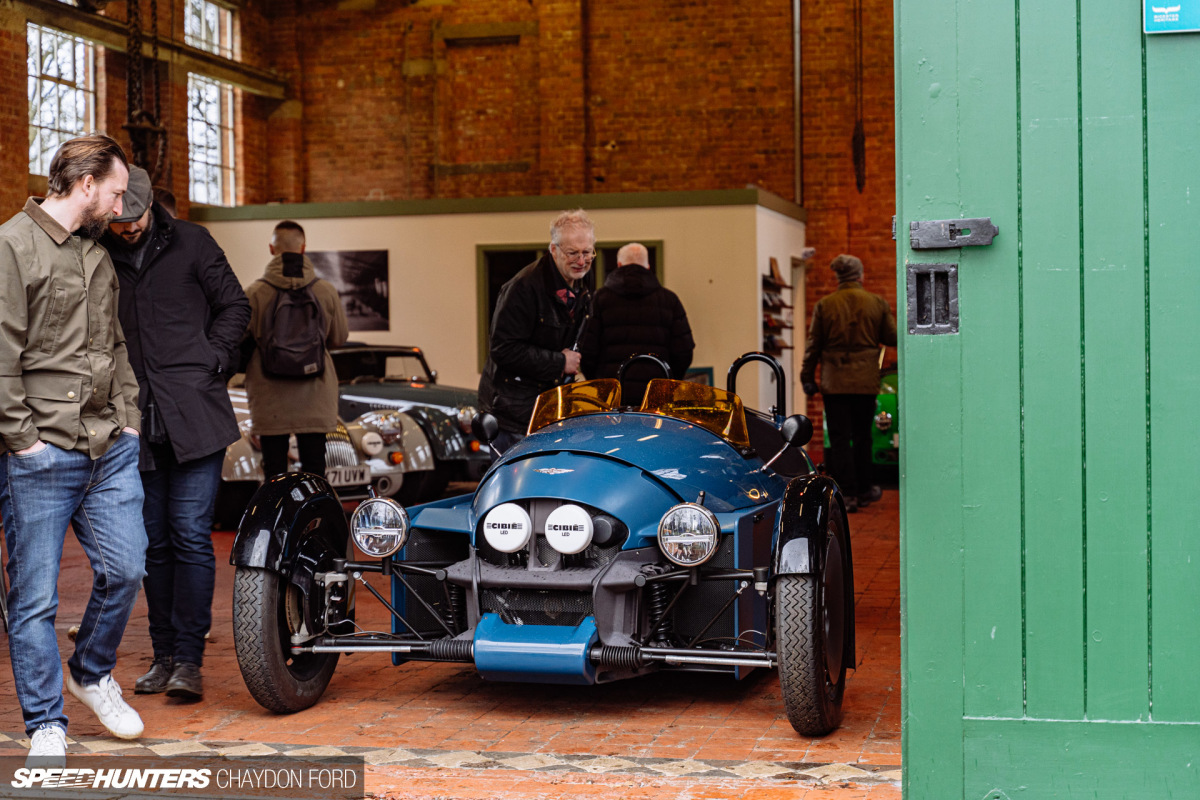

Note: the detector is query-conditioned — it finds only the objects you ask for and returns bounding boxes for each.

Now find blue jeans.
[140,445,223,666]
[0,433,146,736]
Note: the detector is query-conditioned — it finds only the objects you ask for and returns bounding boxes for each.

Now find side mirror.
[760,414,814,473]
[779,414,813,447]
[471,411,500,446]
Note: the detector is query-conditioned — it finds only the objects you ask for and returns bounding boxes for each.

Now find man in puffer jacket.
[580,243,694,405]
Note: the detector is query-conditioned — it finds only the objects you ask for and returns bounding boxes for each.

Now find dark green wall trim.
[190,189,807,224]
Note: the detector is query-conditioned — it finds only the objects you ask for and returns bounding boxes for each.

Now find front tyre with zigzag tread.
[776,574,844,735]
[233,567,338,713]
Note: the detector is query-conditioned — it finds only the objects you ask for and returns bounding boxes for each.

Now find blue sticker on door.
[1145,1,1200,33]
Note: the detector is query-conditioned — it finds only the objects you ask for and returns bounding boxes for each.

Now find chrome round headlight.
[360,430,385,456]
[544,504,594,555]
[656,503,720,567]
[482,502,532,553]
[457,405,478,433]
[350,497,409,557]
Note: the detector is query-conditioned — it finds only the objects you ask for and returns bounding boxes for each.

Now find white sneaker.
[66,674,144,739]
[26,725,67,767]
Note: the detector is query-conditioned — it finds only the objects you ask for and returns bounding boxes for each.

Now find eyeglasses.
[557,247,596,263]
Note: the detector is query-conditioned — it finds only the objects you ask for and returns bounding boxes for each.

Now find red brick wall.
[0,10,28,215]
[0,2,899,447]
[797,0,897,461]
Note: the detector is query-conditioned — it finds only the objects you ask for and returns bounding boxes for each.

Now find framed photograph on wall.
[308,250,389,331]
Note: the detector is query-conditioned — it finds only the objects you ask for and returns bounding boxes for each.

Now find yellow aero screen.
[527,379,623,434]
[638,379,750,448]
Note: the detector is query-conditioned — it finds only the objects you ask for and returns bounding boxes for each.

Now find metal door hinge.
[909,218,999,249]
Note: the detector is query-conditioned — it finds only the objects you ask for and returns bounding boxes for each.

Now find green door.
[897,2,1200,796]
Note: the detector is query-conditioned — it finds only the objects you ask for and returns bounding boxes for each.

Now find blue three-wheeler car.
[230,352,855,736]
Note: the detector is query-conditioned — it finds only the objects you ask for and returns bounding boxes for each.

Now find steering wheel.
[617,354,673,384]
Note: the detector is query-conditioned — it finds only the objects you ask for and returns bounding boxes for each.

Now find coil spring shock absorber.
[441,584,466,633]
[643,564,674,647]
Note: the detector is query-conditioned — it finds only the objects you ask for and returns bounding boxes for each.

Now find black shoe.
[844,496,859,514]
[858,485,883,507]
[134,657,173,694]
[165,662,203,701]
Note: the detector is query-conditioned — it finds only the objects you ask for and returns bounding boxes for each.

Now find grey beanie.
[830,254,864,282]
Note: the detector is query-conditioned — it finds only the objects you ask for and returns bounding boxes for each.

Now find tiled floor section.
[0,486,900,799]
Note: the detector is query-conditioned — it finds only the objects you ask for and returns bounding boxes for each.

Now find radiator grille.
[396,530,469,635]
[325,424,358,468]
[480,587,594,627]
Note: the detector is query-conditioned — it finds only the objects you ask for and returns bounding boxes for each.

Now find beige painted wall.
[201,204,804,412]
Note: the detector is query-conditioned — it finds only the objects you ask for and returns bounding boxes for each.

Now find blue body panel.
[483,413,788,514]
[473,613,599,685]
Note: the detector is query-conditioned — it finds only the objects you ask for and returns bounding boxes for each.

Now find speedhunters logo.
[2,756,365,798]
[13,768,211,789]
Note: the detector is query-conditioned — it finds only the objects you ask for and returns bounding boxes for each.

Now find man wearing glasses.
[478,209,595,453]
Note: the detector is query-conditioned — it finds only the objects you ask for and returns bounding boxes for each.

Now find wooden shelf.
[762,276,793,290]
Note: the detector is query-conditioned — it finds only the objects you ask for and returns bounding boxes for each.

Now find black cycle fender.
[230,472,350,576]
[771,472,855,661]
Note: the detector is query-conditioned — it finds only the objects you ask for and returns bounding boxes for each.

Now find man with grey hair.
[580,242,694,404]
[478,209,595,452]
[799,254,897,512]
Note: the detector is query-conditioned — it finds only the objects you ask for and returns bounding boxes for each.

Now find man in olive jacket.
[478,210,594,452]
[0,135,147,761]
[799,254,897,512]
[101,167,250,701]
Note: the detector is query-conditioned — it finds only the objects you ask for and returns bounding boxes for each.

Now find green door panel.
[896,0,966,795]
[1017,0,1085,722]
[899,0,1200,793]
[1146,34,1200,723]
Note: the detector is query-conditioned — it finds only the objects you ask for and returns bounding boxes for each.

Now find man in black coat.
[580,243,694,405]
[478,210,595,452]
[101,167,249,701]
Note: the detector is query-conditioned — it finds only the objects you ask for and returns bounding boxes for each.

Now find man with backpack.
[102,166,249,702]
[243,220,348,479]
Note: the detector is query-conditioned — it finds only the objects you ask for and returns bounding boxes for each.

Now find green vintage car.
[822,365,898,467]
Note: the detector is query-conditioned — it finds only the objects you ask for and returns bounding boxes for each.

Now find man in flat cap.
[799,254,897,512]
[102,167,249,702]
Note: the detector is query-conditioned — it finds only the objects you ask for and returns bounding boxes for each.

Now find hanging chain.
[123,0,168,183]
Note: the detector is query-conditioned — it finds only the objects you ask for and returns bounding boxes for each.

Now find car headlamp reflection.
[350,497,410,557]
[656,503,720,566]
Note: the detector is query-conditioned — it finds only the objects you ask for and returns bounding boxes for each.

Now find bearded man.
[0,134,147,765]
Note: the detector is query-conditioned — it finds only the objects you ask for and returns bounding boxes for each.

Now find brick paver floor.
[0,485,900,799]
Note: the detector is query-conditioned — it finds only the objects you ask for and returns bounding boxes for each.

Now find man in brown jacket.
[800,254,897,512]
[0,135,147,763]
[243,220,349,478]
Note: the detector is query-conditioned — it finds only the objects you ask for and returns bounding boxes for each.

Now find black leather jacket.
[478,254,590,434]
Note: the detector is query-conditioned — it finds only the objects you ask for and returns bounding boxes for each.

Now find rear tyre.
[233,567,339,712]
[775,507,851,735]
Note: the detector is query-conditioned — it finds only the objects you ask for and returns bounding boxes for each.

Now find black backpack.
[258,279,328,378]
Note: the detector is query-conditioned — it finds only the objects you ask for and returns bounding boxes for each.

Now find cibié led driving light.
[543,504,594,555]
[482,502,532,553]
[350,497,410,557]
[656,503,720,566]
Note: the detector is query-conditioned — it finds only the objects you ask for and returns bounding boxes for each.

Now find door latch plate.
[909,218,999,249]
